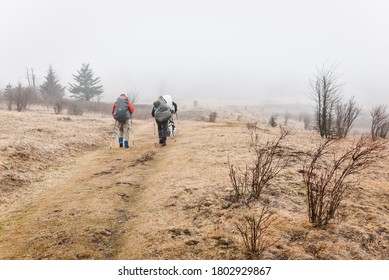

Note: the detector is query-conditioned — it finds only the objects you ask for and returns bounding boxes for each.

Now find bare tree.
[309,65,342,138]
[302,135,386,226]
[127,88,140,104]
[334,97,362,137]
[26,68,37,93]
[370,105,389,139]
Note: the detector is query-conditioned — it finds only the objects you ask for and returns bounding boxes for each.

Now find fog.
[1,0,389,106]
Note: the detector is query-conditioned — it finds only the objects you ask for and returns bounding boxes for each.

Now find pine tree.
[40,65,65,101]
[3,84,14,110]
[68,63,103,101]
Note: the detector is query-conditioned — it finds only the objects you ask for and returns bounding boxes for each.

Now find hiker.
[151,96,172,146]
[112,94,134,148]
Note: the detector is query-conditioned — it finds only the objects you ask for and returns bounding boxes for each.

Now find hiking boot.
[161,142,167,146]
[118,137,123,147]
[124,141,129,148]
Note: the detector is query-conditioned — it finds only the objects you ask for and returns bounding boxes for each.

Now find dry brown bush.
[302,135,386,226]
[370,105,389,139]
[228,127,292,200]
[236,206,278,256]
[209,111,217,122]
[334,97,362,138]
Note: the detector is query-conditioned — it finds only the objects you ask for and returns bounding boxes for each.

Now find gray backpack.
[114,97,130,122]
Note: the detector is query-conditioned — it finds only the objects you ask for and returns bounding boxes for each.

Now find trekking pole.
[176,112,180,135]
[109,120,117,149]
[130,115,135,146]
[153,122,157,147]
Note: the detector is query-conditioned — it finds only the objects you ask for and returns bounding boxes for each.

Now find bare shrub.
[209,111,217,122]
[284,111,292,126]
[236,206,278,256]
[298,112,313,130]
[228,128,292,200]
[334,97,362,137]
[67,102,84,116]
[246,122,258,130]
[302,135,386,226]
[268,114,277,127]
[370,105,389,139]
[13,83,30,112]
[53,98,66,115]
[303,114,313,130]
[228,157,248,198]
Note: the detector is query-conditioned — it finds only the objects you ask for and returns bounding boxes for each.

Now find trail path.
[0,121,237,259]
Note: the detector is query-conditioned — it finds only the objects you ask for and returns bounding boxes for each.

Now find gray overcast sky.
[1,0,389,106]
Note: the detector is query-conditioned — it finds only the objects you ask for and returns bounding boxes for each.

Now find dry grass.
[0,110,112,194]
[0,107,388,260]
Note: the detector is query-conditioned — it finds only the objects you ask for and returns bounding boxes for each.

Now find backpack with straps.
[114,97,130,122]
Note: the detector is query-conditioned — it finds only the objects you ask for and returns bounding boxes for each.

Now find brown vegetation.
[302,136,386,226]
[0,106,388,260]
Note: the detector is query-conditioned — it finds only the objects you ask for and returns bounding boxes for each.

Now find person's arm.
[111,102,116,116]
[151,107,155,117]
[173,102,177,113]
[128,102,134,114]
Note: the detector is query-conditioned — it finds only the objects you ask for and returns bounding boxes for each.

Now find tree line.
[1,63,388,138]
[0,63,103,114]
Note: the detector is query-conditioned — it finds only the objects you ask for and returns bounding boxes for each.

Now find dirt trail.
[0,121,190,259]
[0,120,241,260]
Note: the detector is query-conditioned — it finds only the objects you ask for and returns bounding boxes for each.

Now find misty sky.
[1,0,388,106]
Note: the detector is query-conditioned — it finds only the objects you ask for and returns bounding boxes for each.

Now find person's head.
[120,93,128,99]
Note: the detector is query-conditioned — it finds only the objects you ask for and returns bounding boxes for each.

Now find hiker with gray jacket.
[151,96,172,146]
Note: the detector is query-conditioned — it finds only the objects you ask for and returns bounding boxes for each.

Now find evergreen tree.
[39,65,65,101]
[3,84,14,110]
[68,63,103,101]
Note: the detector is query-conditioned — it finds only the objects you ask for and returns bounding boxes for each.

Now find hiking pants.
[117,120,130,142]
[156,119,168,144]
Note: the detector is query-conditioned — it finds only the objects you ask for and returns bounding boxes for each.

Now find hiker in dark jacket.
[151,96,172,146]
[112,94,134,148]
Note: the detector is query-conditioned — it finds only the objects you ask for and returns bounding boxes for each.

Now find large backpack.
[114,97,130,122]
[163,94,175,113]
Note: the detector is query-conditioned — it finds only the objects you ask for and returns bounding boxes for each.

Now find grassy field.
[0,107,388,259]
